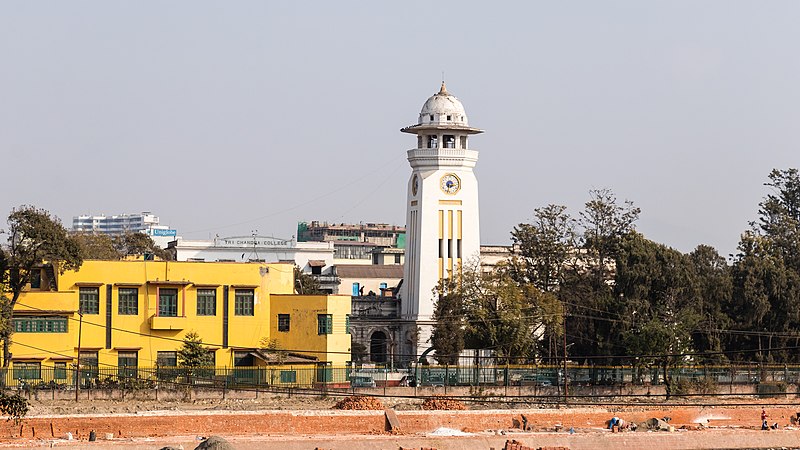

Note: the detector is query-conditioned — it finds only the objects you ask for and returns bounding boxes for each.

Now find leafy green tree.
[177,331,215,383]
[0,206,83,367]
[294,266,323,294]
[431,278,466,364]
[687,244,732,361]
[563,189,640,362]
[509,204,576,292]
[729,168,800,363]
[72,232,120,260]
[112,231,170,260]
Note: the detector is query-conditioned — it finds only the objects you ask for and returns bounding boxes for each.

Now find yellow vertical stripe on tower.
[448,210,454,239]
[438,210,444,239]
[457,210,462,239]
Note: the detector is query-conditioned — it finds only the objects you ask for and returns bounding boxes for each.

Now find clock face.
[412,175,419,196]
[440,173,461,195]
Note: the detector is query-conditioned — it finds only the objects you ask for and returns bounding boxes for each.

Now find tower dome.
[418,82,468,126]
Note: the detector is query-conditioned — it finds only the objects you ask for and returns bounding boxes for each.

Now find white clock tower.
[400,82,483,361]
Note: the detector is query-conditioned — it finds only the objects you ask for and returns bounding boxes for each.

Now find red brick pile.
[504,440,569,450]
[421,396,467,410]
[333,395,385,410]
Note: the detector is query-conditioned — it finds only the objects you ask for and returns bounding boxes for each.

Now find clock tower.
[400,82,483,362]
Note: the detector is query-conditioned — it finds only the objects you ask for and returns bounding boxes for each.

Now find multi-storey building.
[9,260,351,385]
[72,212,177,247]
[297,221,406,263]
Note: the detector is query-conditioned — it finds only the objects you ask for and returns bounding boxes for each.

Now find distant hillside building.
[297,221,405,263]
[72,212,177,247]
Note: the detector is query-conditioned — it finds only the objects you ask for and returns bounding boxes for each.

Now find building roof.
[336,264,404,279]
[308,260,327,267]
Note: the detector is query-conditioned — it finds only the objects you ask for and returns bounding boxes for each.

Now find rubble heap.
[333,395,385,410]
[421,396,468,410]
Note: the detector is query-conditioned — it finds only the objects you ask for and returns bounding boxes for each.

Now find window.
[317,314,333,335]
[280,370,297,383]
[234,289,254,316]
[394,254,401,264]
[13,362,41,380]
[446,115,452,121]
[79,287,99,314]
[13,316,67,333]
[158,288,178,317]
[30,270,41,289]
[311,265,321,275]
[53,362,67,380]
[278,314,290,332]
[345,314,351,334]
[352,282,360,297]
[427,135,438,148]
[118,351,138,379]
[444,135,455,148]
[157,351,177,367]
[373,254,379,264]
[379,282,388,291]
[196,289,216,316]
[429,114,434,121]
[118,288,138,315]
[79,351,99,381]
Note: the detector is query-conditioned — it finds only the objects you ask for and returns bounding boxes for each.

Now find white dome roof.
[418,82,468,126]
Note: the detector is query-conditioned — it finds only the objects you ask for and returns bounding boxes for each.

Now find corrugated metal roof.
[336,264,404,279]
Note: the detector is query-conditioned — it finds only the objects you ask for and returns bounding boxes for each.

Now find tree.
[177,331,215,384]
[509,204,576,292]
[0,206,83,367]
[294,266,323,294]
[430,278,465,364]
[564,189,640,362]
[729,168,800,363]
[687,244,732,361]
[579,188,640,282]
[438,261,544,364]
[112,231,170,260]
[72,232,120,260]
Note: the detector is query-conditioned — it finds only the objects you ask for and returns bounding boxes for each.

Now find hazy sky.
[2,1,798,258]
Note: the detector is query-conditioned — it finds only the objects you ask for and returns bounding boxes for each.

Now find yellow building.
[9,260,351,386]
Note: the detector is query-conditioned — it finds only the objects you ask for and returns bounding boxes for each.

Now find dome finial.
[438,79,448,96]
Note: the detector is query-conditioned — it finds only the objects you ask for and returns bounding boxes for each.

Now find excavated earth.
[3,395,800,449]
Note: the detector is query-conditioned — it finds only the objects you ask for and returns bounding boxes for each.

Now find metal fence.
[2,364,799,391]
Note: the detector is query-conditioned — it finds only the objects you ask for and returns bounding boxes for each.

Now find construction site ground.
[3,394,800,449]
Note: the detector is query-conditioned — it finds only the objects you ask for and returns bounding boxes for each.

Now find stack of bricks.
[501,440,570,450]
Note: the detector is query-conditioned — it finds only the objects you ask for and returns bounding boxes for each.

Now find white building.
[399,82,483,361]
[72,211,178,247]
[167,235,337,291]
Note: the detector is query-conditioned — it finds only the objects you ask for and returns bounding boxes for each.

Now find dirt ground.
[6,395,800,449]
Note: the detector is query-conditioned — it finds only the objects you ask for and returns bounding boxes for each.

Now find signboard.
[150,228,177,237]
[217,236,292,248]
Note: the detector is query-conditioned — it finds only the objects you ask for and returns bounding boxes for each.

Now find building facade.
[10,260,351,385]
[298,221,406,264]
[72,212,178,248]
[167,236,339,293]
[399,82,483,362]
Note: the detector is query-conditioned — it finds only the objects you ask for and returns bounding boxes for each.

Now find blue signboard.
[150,229,177,237]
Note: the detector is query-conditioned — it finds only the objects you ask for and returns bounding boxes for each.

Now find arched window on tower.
[444,135,455,148]
[460,136,467,149]
[427,135,438,148]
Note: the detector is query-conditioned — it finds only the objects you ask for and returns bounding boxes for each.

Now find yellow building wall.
[269,294,352,366]
[9,260,317,373]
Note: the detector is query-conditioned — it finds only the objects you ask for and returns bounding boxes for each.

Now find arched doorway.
[370,331,387,363]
